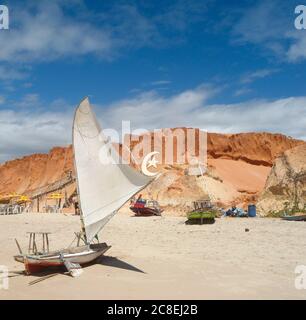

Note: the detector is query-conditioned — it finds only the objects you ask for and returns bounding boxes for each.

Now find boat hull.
[281,215,306,221]
[130,206,162,216]
[14,243,111,274]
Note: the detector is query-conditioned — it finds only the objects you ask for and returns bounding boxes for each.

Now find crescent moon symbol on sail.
[141,151,160,177]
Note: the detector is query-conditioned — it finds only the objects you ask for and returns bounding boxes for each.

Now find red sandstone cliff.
[0,146,74,194]
[0,131,304,211]
[126,130,302,167]
[207,132,302,166]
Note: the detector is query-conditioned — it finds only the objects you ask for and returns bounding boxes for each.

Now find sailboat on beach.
[14,97,155,275]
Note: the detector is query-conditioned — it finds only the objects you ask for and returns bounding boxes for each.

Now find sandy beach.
[0,212,305,300]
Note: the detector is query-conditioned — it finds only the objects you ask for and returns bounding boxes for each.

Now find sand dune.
[209,159,270,193]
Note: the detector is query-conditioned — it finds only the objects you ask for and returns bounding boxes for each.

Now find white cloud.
[232,0,306,63]
[13,94,40,108]
[0,109,72,163]
[0,65,28,81]
[0,96,73,163]
[22,82,33,88]
[234,88,253,97]
[240,69,279,84]
[1,86,305,163]
[100,87,306,141]
[286,30,306,62]
[0,1,112,63]
[151,80,172,86]
[100,85,216,130]
[0,1,207,64]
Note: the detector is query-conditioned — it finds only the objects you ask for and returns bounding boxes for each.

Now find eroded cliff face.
[207,132,303,166]
[126,130,303,166]
[257,143,306,216]
[132,160,271,214]
[123,130,303,212]
[0,131,304,213]
[0,146,74,194]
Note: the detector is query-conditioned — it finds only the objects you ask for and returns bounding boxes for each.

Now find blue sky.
[0,0,306,162]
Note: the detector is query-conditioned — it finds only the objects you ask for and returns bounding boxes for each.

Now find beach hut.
[44,193,64,213]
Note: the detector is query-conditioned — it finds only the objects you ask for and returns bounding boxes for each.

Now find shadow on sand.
[14,255,145,285]
[97,256,145,274]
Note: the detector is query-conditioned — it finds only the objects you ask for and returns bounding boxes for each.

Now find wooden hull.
[130,206,162,216]
[14,243,110,274]
[185,218,215,225]
[282,215,306,221]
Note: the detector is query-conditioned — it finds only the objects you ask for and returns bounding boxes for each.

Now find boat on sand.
[14,98,155,275]
[281,214,306,221]
[130,195,163,216]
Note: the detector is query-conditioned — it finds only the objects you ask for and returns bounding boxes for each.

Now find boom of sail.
[73,98,153,243]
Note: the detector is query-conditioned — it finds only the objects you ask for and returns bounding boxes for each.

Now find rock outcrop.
[257,143,306,216]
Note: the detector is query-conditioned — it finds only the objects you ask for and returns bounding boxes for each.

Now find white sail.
[73,97,153,243]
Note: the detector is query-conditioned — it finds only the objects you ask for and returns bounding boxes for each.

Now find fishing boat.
[14,97,155,275]
[281,214,306,221]
[130,194,163,216]
[186,200,216,225]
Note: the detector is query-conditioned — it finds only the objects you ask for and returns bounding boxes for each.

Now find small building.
[184,164,206,176]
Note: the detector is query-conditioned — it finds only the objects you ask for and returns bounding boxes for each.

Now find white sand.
[0,212,306,299]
